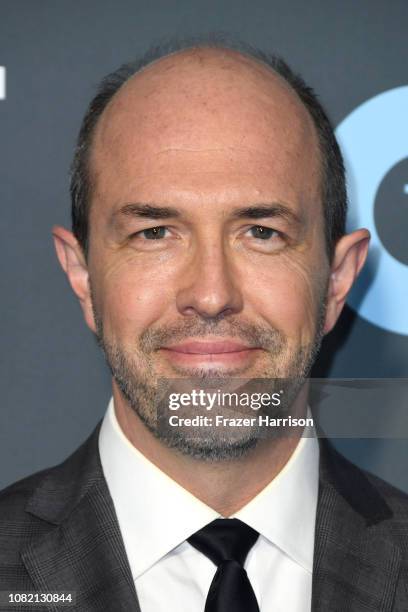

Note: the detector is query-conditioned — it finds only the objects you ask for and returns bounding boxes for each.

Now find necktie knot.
[187,519,260,611]
[187,518,259,567]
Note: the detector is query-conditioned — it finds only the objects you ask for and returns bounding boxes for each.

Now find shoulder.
[359,463,408,526]
[0,466,53,513]
[0,422,103,556]
[0,467,59,569]
[363,462,408,500]
[320,438,408,531]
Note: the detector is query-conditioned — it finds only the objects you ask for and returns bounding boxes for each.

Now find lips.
[158,339,262,370]
[162,340,256,354]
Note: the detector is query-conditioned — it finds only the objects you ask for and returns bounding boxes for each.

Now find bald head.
[92,49,320,174]
[95,46,315,153]
[70,41,347,260]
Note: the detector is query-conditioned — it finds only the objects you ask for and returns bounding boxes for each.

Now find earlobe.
[52,225,97,333]
[323,229,370,334]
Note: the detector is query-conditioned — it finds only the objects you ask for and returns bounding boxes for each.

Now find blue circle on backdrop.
[335,86,408,335]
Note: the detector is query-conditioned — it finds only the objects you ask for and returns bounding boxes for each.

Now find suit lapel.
[19,419,405,611]
[21,422,141,612]
[312,438,402,612]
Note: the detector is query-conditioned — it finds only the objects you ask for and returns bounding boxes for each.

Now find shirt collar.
[99,398,319,579]
[233,424,319,572]
[99,398,219,579]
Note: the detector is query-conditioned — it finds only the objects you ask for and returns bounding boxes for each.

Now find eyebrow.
[112,203,181,221]
[233,203,302,225]
[232,204,302,227]
[111,202,302,226]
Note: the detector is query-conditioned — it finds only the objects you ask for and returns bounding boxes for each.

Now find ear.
[52,225,96,333]
[323,229,370,335]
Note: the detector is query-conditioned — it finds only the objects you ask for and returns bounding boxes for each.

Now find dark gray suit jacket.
[0,421,407,611]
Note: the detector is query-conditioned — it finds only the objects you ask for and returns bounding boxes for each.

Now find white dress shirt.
[99,398,319,611]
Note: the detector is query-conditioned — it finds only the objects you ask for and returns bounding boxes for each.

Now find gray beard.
[93,302,326,462]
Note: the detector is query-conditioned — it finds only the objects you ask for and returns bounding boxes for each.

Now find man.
[0,39,407,611]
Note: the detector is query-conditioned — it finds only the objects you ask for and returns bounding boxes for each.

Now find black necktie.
[187,518,260,612]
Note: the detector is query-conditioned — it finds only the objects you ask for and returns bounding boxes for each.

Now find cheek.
[92,255,178,340]
[245,253,326,342]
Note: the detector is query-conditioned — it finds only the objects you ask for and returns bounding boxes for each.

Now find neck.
[113,382,308,516]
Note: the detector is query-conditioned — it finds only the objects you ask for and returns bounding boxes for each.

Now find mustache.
[138,317,286,353]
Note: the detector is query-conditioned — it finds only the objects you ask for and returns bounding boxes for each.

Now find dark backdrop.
[1,0,407,491]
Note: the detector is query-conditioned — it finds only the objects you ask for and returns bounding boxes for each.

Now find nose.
[175,236,244,320]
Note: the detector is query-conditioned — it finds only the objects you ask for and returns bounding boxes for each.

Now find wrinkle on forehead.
[89,47,322,226]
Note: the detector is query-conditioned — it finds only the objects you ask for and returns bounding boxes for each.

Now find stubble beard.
[93,294,327,462]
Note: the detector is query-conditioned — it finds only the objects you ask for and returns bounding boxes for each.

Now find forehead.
[90,48,321,214]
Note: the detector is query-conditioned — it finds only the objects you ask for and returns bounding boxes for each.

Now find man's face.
[74,50,331,457]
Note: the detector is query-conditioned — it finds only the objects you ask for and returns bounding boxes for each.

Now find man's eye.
[248,225,278,240]
[140,226,168,240]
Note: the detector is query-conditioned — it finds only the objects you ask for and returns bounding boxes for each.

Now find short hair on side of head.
[70,34,347,261]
